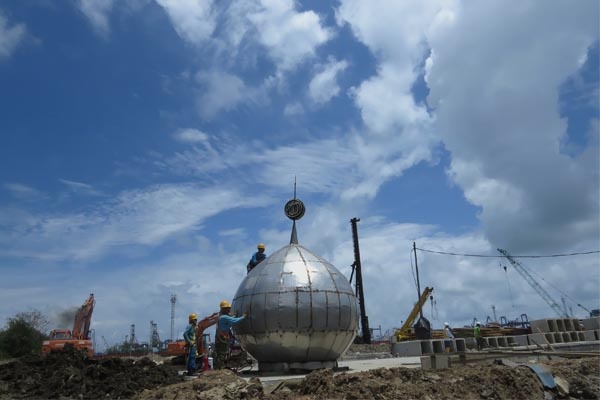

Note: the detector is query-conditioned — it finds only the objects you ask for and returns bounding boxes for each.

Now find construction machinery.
[41,294,96,357]
[395,287,434,341]
[498,248,568,317]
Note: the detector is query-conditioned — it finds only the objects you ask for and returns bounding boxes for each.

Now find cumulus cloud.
[0,11,26,59]
[424,1,599,252]
[77,0,114,37]
[155,0,216,45]
[248,0,332,71]
[308,58,348,105]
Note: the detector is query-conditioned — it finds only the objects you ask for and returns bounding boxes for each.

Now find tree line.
[0,310,48,359]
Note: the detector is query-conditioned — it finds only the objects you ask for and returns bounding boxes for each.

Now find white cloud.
[173,128,209,144]
[58,179,103,197]
[283,102,303,116]
[77,0,114,37]
[248,0,332,72]
[155,0,216,45]
[3,183,46,201]
[0,11,26,59]
[308,58,348,105]
[424,0,599,252]
[194,70,264,119]
[0,183,263,261]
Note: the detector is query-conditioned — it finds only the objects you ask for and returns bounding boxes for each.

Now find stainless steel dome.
[231,243,358,371]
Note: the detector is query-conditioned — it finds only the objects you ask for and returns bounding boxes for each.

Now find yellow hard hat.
[189,313,198,321]
[220,300,231,309]
[257,243,265,250]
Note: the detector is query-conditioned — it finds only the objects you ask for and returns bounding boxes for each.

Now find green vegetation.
[0,310,48,359]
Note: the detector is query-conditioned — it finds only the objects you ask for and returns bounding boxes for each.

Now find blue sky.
[1,0,598,350]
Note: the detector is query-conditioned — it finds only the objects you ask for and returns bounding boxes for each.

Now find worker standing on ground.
[214,300,247,369]
[444,322,455,339]
[246,243,267,273]
[183,313,198,376]
[474,321,484,350]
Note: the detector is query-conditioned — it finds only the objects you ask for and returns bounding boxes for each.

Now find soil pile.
[0,346,598,400]
[0,347,183,399]
[134,358,600,400]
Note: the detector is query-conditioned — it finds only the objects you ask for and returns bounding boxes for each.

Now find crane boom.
[497,249,567,317]
[394,287,433,340]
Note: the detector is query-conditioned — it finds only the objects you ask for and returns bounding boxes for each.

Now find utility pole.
[170,294,176,342]
[351,217,371,344]
[413,242,431,339]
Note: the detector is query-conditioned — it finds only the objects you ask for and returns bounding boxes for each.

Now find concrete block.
[556,319,566,332]
[421,355,449,370]
[596,330,600,340]
[544,333,555,344]
[530,319,551,333]
[561,333,570,343]
[497,337,508,348]
[568,332,578,342]
[391,341,422,357]
[528,333,546,346]
[577,332,585,341]
[564,319,574,332]
[432,340,444,354]
[582,317,600,331]
[583,330,596,341]
[443,339,456,353]
[553,333,563,343]
[463,337,476,350]
[573,318,582,331]
[511,335,529,346]
[548,320,559,332]
[455,338,466,352]
[420,340,433,355]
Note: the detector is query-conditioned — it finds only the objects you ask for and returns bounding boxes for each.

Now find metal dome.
[231,243,358,371]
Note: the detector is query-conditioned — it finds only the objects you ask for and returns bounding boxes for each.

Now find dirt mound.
[0,347,183,399]
[1,346,598,400]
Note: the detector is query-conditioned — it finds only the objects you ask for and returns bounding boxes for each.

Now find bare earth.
[0,346,598,400]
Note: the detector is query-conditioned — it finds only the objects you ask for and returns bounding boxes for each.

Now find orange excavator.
[41,294,96,357]
[163,312,219,358]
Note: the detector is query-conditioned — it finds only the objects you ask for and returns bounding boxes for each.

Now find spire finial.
[284,179,305,244]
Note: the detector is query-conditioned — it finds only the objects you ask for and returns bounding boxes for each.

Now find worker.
[214,300,246,369]
[474,321,484,350]
[246,243,267,273]
[183,313,198,376]
[443,322,455,339]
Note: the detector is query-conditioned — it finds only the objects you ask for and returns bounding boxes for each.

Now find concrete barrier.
[561,332,570,343]
[564,319,574,332]
[556,319,566,332]
[553,333,563,343]
[455,338,466,352]
[511,335,529,346]
[443,339,456,353]
[583,330,596,341]
[582,317,600,331]
[432,340,444,354]
[420,340,433,355]
[464,337,476,350]
[391,341,422,357]
[530,319,551,333]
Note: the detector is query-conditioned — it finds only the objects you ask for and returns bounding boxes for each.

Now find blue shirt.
[251,251,267,265]
[183,323,196,343]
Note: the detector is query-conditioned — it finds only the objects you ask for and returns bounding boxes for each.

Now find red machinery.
[42,294,96,357]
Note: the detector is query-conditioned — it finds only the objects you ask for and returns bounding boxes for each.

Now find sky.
[0,0,598,351]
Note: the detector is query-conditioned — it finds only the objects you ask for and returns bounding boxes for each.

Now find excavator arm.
[72,293,95,340]
[195,312,219,356]
[395,287,433,340]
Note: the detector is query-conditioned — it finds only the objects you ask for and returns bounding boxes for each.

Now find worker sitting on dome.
[214,300,246,369]
[246,243,267,274]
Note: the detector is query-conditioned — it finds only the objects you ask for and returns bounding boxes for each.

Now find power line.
[416,248,600,258]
